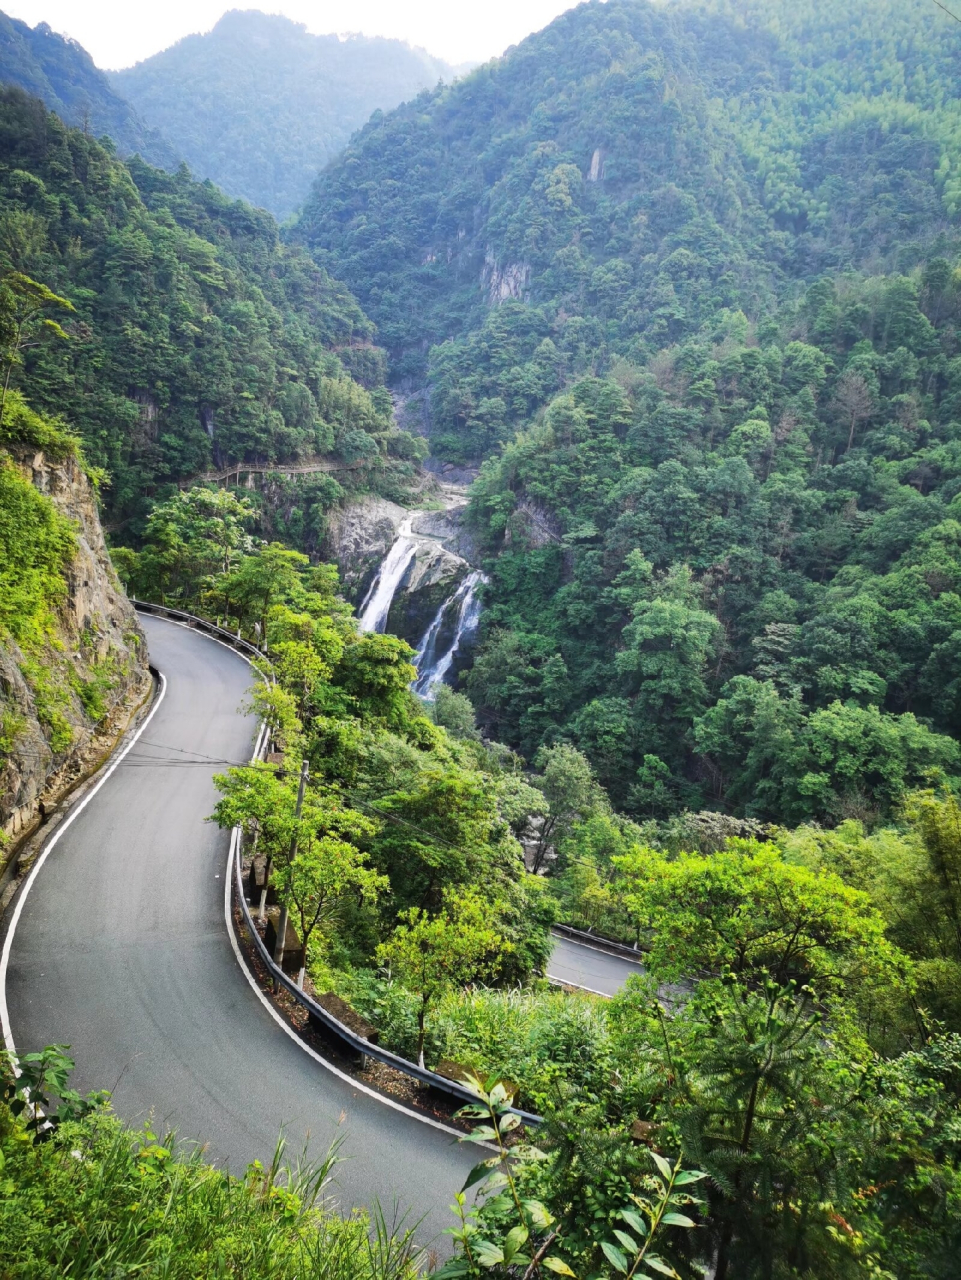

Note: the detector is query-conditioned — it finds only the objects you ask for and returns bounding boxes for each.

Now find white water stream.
[355,506,486,697]
[413,569,487,699]
[356,516,417,632]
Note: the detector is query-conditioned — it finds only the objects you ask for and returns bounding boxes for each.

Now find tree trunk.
[273,903,290,967]
[417,1002,427,1070]
[259,855,272,922]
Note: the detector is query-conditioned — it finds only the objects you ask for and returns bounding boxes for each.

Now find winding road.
[1,615,642,1244]
[546,935,644,996]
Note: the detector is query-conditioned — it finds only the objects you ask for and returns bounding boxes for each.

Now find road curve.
[2,615,641,1242]
[3,615,477,1243]
[546,935,645,996]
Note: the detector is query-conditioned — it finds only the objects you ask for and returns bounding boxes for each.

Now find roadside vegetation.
[112,492,961,1278]
[2,0,961,1273]
[0,1047,422,1279]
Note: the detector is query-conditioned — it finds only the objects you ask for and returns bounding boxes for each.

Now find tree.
[224,544,309,638]
[611,841,906,999]
[278,813,384,988]
[531,742,607,873]
[615,565,722,763]
[376,891,508,1068]
[370,767,513,912]
[124,487,255,607]
[333,630,418,728]
[430,686,480,741]
[635,978,871,1280]
[0,272,73,431]
[833,368,875,451]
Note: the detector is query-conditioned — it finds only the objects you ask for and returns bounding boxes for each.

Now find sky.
[2,1,580,70]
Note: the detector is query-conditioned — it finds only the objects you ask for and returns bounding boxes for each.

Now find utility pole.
[273,758,309,973]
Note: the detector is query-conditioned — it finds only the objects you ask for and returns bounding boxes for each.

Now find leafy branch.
[438,1073,704,1280]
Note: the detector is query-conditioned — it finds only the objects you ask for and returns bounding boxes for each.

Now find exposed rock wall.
[322,494,410,599]
[385,538,468,647]
[0,445,151,859]
[322,491,482,648]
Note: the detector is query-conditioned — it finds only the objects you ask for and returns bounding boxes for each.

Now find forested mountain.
[0,10,174,169]
[111,10,463,221]
[0,87,422,528]
[298,0,961,824]
[299,0,958,410]
[5,7,961,1275]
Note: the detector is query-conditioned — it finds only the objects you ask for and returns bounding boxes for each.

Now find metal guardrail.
[134,598,543,1127]
[132,599,267,667]
[231,836,542,1125]
[551,922,648,962]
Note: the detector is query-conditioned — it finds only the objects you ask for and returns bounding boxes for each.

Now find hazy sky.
[2,1,580,70]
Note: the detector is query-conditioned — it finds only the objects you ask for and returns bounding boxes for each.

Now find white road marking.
[1,674,168,1055]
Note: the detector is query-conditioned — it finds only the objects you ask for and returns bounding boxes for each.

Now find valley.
[2,2,961,1277]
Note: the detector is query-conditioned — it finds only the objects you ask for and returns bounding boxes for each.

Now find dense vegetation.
[464,284,961,824]
[0,9,174,168]
[298,0,961,823]
[0,1046,421,1278]
[0,88,422,529]
[5,1,961,1274]
[112,11,462,221]
[113,490,961,1279]
[298,0,960,401]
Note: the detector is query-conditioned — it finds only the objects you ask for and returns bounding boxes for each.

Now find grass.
[0,1103,423,1279]
[332,967,616,1115]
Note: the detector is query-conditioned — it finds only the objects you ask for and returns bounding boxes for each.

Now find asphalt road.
[3,615,642,1245]
[3,616,476,1246]
[546,935,645,996]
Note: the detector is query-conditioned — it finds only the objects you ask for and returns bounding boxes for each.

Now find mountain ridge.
[111,9,466,219]
[0,8,176,168]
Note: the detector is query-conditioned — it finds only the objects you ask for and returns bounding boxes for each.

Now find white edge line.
[546,976,612,999]
[151,615,467,1139]
[224,832,466,1139]
[0,673,168,1056]
[1,611,611,1136]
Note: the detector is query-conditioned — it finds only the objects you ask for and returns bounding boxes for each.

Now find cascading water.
[413,570,487,699]
[357,516,417,633]
[355,501,487,696]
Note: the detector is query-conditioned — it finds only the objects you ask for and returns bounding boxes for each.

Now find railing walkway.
[180,457,368,489]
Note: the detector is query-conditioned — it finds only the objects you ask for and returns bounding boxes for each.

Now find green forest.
[298,0,961,825]
[4,0,961,1277]
[111,11,461,221]
[109,492,961,1280]
[0,9,174,168]
[0,87,423,529]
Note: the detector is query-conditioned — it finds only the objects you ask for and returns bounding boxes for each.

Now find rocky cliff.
[0,444,151,863]
[322,490,481,646]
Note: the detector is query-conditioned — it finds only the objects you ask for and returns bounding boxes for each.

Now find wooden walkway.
[180,457,368,489]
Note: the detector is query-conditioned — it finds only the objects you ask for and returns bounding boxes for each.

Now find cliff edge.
[0,438,151,873]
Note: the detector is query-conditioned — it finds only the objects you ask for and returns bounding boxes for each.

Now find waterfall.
[357,517,417,633]
[356,507,487,697]
[413,570,487,699]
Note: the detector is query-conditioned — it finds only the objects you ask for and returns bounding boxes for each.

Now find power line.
[932,0,961,23]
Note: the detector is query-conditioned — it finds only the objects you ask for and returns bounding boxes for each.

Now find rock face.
[322,491,489,660]
[385,536,469,647]
[322,494,409,599]
[0,445,151,858]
